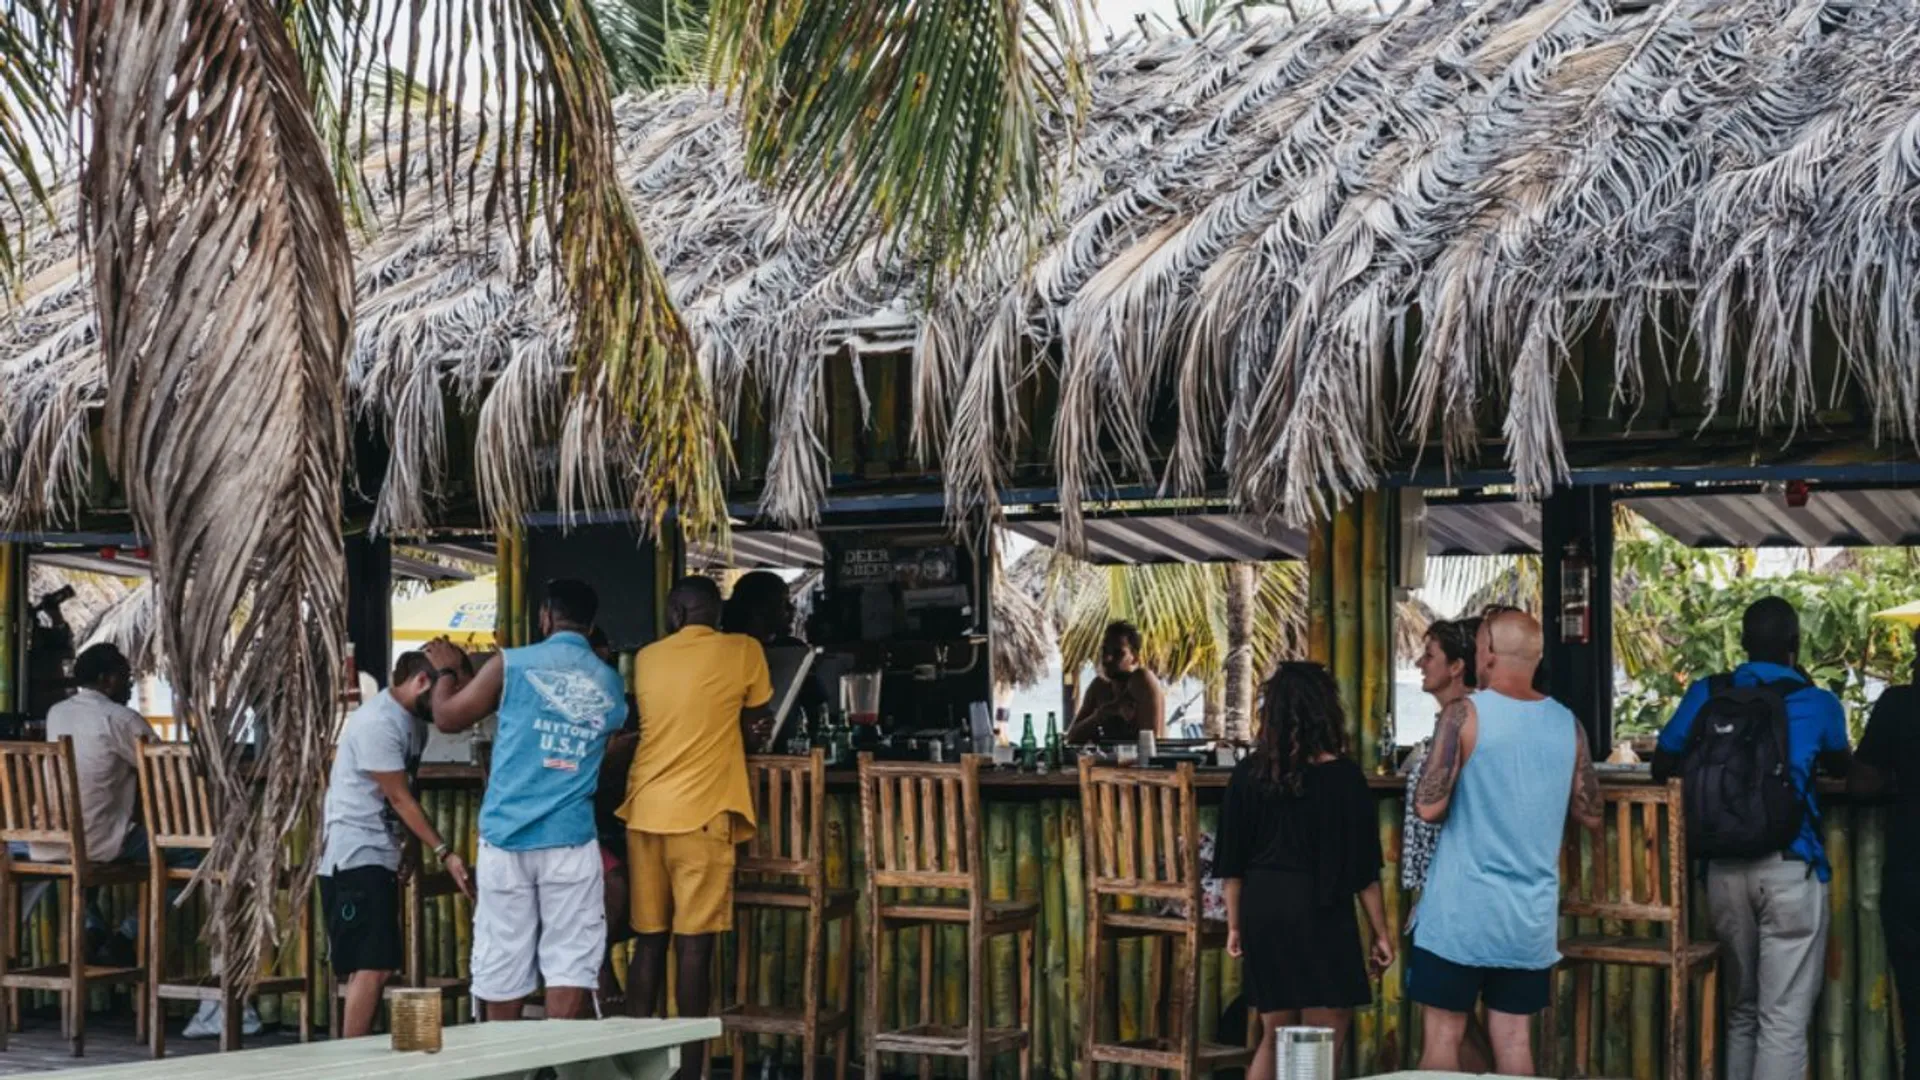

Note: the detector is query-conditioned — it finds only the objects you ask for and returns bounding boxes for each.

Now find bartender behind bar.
[1065,621,1166,744]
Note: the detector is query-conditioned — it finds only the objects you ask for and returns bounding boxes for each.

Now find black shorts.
[1406,945,1551,1016]
[319,866,402,976]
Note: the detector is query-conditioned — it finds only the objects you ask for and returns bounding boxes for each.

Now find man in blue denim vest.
[425,578,626,1021]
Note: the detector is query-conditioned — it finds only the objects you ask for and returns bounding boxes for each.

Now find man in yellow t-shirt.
[619,575,772,1046]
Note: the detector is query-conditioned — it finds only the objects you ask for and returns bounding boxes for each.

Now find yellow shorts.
[627,813,738,936]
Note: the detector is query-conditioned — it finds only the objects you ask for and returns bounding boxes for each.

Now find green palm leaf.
[0,0,63,283]
[709,0,1087,269]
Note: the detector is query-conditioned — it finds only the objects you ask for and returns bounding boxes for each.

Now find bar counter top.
[417,759,1849,795]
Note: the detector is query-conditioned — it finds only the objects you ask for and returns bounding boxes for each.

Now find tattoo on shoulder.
[1414,699,1469,808]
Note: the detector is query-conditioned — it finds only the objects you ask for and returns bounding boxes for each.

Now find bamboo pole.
[1308,522,1333,666]
[1061,797,1087,1080]
[1822,805,1855,1080]
[1014,803,1043,1073]
[988,803,1016,1080]
[1043,800,1069,1080]
[1857,806,1891,1080]
[1330,506,1361,748]
[825,796,849,1014]
[1376,797,1406,1071]
[1602,807,1630,1078]
[1359,491,1388,775]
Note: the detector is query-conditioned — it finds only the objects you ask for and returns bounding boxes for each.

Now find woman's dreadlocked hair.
[1254,661,1349,796]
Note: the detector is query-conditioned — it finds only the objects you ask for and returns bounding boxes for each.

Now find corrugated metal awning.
[1004,514,1307,565]
[1624,488,1920,547]
[1424,500,1540,555]
[689,530,827,569]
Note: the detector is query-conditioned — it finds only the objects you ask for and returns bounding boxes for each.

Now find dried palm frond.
[991,570,1052,691]
[72,0,354,982]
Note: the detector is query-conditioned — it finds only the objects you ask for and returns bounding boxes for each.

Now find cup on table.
[390,987,443,1053]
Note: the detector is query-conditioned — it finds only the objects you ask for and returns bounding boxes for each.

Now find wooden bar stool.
[1079,759,1250,1079]
[1549,779,1718,1080]
[135,740,313,1056]
[722,750,855,1080]
[857,754,1035,1080]
[0,737,149,1057]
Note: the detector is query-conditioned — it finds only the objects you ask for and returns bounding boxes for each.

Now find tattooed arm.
[1413,696,1475,824]
[1569,721,1603,830]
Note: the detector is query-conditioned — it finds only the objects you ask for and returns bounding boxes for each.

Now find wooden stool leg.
[835,913,853,1080]
[1667,961,1689,1080]
[965,920,987,1080]
[150,865,166,1058]
[0,863,12,1052]
[1573,962,1593,1077]
[220,973,241,1053]
[68,876,85,1057]
[1699,962,1718,1080]
[917,924,933,1080]
[802,905,824,1080]
[298,885,313,1043]
[866,912,887,1080]
[1017,927,1033,1080]
[133,880,148,1046]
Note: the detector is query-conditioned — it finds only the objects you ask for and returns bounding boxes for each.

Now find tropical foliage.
[1612,527,1920,738]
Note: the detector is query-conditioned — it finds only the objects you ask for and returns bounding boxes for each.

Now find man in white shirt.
[29,644,155,866]
[27,644,267,1038]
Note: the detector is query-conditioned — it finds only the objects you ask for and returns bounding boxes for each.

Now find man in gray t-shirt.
[319,650,474,1037]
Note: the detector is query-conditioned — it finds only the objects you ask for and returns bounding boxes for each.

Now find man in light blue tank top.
[425,579,627,1021]
[1409,610,1603,1075]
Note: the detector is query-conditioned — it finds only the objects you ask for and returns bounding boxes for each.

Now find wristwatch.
[433,842,452,861]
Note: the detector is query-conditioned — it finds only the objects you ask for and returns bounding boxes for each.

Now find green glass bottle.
[1044,710,1062,770]
[1018,713,1038,771]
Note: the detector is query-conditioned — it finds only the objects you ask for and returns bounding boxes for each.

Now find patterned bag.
[1400,739,1442,892]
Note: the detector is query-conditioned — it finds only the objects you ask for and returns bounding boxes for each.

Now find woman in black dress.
[1219,661,1392,1079]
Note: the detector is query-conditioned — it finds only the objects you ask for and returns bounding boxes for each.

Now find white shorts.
[470,838,606,1004]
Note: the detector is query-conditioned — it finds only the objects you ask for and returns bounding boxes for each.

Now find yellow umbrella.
[392,576,498,648]
[1873,599,1920,627]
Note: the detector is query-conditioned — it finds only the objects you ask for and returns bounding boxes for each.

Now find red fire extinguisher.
[1559,542,1592,645]
[342,642,363,708]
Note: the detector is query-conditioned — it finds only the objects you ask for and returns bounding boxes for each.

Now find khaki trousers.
[1706,854,1829,1080]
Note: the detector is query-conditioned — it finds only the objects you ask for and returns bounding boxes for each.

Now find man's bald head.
[1477,608,1544,694]
[667,575,723,632]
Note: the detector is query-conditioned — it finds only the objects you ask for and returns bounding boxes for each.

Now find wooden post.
[1540,485,1615,757]
[0,542,19,714]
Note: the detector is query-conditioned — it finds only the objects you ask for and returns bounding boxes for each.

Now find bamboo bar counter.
[382,762,1900,1080]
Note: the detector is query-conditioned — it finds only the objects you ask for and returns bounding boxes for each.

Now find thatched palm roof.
[8,0,1920,538]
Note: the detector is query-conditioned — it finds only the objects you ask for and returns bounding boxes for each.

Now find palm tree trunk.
[1223,562,1255,740]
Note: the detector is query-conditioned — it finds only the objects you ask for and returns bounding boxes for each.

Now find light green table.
[37,1017,722,1080]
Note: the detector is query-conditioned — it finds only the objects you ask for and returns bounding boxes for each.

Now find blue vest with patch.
[479,631,626,850]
